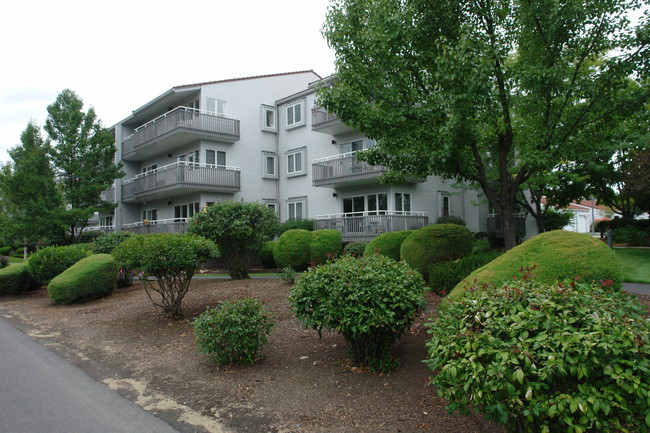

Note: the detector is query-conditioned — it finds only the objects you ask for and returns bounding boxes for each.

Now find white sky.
[0,0,336,163]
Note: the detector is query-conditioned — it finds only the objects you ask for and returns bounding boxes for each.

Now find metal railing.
[100,187,115,203]
[313,211,429,242]
[312,152,388,186]
[311,106,341,130]
[122,106,240,156]
[487,215,527,236]
[122,218,188,235]
[122,161,241,200]
[80,225,114,234]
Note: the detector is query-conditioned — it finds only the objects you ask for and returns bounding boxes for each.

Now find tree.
[0,122,64,257]
[319,0,649,249]
[44,89,122,242]
[187,201,279,279]
[626,148,650,212]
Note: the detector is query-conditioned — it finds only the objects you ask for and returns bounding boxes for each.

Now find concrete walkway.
[622,282,650,296]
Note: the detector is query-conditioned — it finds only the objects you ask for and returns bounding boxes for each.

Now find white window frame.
[261,105,277,132]
[285,100,305,128]
[262,152,278,179]
[439,191,451,218]
[206,97,227,115]
[395,192,412,213]
[286,148,306,177]
[142,208,158,223]
[287,199,305,220]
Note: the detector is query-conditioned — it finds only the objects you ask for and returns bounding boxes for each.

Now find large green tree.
[0,122,64,257]
[44,89,122,241]
[319,0,649,249]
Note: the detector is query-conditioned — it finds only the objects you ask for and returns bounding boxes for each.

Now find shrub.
[543,207,573,231]
[0,256,8,269]
[428,251,502,295]
[78,230,104,244]
[113,233,219,319]
[309,229,342,265]
[448,230,623,300]
[280,267,298,284]
[435,215,466,226]
[188,201,279,279]
[0,262,39,295]
[276,218,314,237]
[193,298,274,366]
[342,241,368,257]
[472,239,491,254]
[363,230,413,261]
[290,254,426,371]
[11,247,26,259]
[92,231,134,254]
[273,229,313,271]
[400,224,474,282]
[426,276,650,433]
[0,246,12,256]
[258,241,277,269]
[613,225,650,246]
[47,254,117,305]
[28,245,91,285]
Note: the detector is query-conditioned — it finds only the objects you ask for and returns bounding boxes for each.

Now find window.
[142,209,158,223]
[174,202,200,221]
[439,192,451,217]
[186,99,199,110]
[367,193,388,215]
[261,105,277,131]
[206,98,227,115]
[100,216,113,228]
[395,193,411,213]
[207,150,226,167]
[286,101,304,127]
[341,139,364,154]
[142,164,157,174]
[177,150,199,165]
[286,149,305,176]
[267,203,278,213]
[288,201,304,220]
[263,153,277,178]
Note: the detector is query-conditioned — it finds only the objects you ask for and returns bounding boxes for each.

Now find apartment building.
[98,71,527,242]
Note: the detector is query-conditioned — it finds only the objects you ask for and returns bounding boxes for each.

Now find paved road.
[623,282,650,295]
[0,317,181,433]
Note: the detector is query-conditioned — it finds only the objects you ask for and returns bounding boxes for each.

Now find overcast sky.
[0,0,336,162]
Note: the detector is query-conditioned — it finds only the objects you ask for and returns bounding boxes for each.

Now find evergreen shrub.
[342,241,368,257]
[193,298,274,366]
[273,229,312,271]
[47,254,117,304]
[435,215,466,226]
[276,218,313,236]
[0,256,8,269]
[290,254,426,371]
[427,276,650,433]
[28,245,90,285]
[309,229,342,265]
[92,231,134,254]
[472,239,492,254]
[613,225,650,246]
[0,262,38,295]
[428,251,502,295]
[400,224,474,282]
[0,246,12,256]
[363,230,413,261]
[258,241,277,269]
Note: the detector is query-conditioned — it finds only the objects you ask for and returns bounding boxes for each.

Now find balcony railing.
[312,152,389,187]
[122,161,240,202]
[122,107,240,158]
[313,211,429,242]
[487,215,528,236]
[311,107,354,135]
[79,225,114,234]
[122,218,188,235]
[100,187,115,203]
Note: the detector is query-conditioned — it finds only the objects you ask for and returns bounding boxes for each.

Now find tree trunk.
[501,211,519,250]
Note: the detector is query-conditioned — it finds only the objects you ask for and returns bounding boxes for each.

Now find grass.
[614,248,650,284]
[8,257,26,264]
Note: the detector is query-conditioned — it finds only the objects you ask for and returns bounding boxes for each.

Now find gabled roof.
[173,70,321,90]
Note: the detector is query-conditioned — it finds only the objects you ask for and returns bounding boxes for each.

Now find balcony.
[100,187,115,203]
[122,107,240,161]
[313,211,429,242]
[311,107,355,135]
[312,152,389,187]
[122,162,241,203]
[82,225,115,234]
[122,219,188,235]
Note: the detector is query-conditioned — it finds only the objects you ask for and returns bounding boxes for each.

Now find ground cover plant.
[449,230,622,299]
[113,233,218,319]
[427,274,650,433]
[47,254,117,304]
[290,254,426,371]
[28,245,90,285]
[614,247,650,284]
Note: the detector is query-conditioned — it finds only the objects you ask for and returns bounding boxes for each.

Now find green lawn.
[615,248,650,284]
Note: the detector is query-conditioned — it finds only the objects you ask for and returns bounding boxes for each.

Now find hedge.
[28,245,90,285]
[309,229,342,265]
[363,230,413,261]
[259,241,277,269]
[273,229,313,271]
[47,254,117,305]
[0,262,39,295]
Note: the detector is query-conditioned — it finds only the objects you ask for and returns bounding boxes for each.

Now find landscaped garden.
[1,205,649,433]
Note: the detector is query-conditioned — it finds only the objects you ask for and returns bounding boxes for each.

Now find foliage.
[188,201,279,279]
[342,241,368,257]
[280,267,298,284]
[276,218,314,237]
[289,254,426,371]
[258,241,277,269]
[428,251,503,295]
[78,230,104,244]
[272,229,313,271]
[309,229,342,265]
[363,230,413,261]
[0,262,38,295]
[92,231,134,254]
[319,0,648,249]
[435,216,466,226]
[542,207,573,232]
[472,240,492,254]
[0,256,8,269]
[0,246,11,256]
[44,89,123,241]
[448,231,623,300]
[113,234,219,319]
[28,245,91,285]
[193,298,274,366]
[626,149,650,212]
[47,254,117,305]
[613,225,650,246]
[597,217,650,231]
[426,276,650,433]
[0,121,64,255]
[400,224,474,282]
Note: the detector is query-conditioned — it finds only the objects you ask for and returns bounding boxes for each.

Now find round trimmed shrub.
[193,298,274,365]
[342,241,368,257]
[400,224,474,282]
[289,254,426,371]
[435,215,466,226]
[427,277,650,433]
[472,239,491,254]
[276,218,313,237]
[258,241,277,269]
[47,254,117,305]
[0,255,8,269]
[427,251,502,295]
[363,230,413,261]
[92,231,134,254]
[273,229,313,271]
[448,230,623,300]
[0,262,39,295]
[28,245,91,285]
[309,229,342,265]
